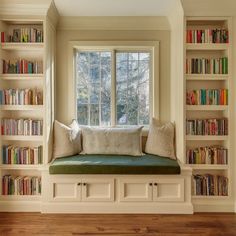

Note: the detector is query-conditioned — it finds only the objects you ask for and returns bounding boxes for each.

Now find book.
[0,88,43,105]
[186,57,228,74]
[186,118,228,136]
[186,146,227,164]
[193,174,228,196]
[186,89,228,105]
[2,175,41,195]
[186,29,229,44]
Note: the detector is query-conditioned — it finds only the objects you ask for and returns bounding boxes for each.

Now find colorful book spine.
[2,145,43,164]
[186,89,228,105]
[2,59,43,74]
[0,88,43,105]
[193,174,228,196]
[186,146,227,164]
[186,29,229,43]
[1,28,43,43]
[1,119,43,136]
[2,175,41,195]
[1,32,5,43]
[186,57,228,74]
[186,118,228,135]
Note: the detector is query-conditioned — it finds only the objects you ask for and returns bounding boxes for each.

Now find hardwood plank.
[0,213,235,236]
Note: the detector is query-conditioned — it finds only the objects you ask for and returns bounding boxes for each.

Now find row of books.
[186,29,229,44]
[186,119,228,136]
[186,89,228,105]
[193,174,228,196]
[2,175,41,195]
[1,119,43,136]
[186,146,227,164]
[2,145,43,165]
[2,59,43,74]
[1,28,43,43]
[186,57,228,74]
[0,88,43,105]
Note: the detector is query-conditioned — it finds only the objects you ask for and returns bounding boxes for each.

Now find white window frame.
[68,41,159,127]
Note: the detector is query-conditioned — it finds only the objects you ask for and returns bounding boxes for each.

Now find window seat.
[49,154,180,175]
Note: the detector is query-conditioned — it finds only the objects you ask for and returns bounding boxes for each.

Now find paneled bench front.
[41,154,193,214]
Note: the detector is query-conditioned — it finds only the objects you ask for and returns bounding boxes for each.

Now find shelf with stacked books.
[187,164,229,170]
[192,195,229,200]
[185,74,228,81]
[0,105,44,111]
[0,19,46,201]
[0,165,43,170]
[186,105,228,111]
[184,17,231,201]
[1,135,43,141]
[0,74,44,80]
[0,195,41,201]
[1,42,44,50]
[186,135,228,141]
[186,43,228,50]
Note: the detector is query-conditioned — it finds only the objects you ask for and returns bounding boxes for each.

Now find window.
[71,42,159,126]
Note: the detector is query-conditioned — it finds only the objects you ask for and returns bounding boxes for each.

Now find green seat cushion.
[49,154,180,175]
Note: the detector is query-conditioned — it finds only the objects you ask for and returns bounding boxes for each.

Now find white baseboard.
[0,201,41,212]
[194,203,235,213]
[41,202,194,214]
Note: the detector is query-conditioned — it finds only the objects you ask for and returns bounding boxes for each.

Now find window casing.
[68,41,159,127]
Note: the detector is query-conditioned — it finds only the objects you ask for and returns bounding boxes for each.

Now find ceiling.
[54,0,176,16]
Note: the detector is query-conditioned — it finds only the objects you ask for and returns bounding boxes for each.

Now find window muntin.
[75,49,151,126]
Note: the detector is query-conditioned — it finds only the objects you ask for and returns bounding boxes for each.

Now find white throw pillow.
[145,118,176,160]
[81,126,143,156]
[53,120,81,159]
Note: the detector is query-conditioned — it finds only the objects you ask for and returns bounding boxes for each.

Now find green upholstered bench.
[49,154,180,175]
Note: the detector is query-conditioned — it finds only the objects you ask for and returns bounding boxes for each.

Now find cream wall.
[56,28,171,124]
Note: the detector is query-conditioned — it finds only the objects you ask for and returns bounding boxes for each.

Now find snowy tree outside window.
[75,50,150,126]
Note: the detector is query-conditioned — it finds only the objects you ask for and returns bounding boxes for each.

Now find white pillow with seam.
[81,126,143,156]
[145,118,176,160]
[53,120,81,159]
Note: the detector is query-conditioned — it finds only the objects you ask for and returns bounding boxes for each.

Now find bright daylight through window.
[75,50,150,126]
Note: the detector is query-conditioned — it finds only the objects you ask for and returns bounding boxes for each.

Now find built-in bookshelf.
[184,17,232,201]
[0,20,45,200]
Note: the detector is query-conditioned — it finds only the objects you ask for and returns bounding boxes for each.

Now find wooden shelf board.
[185,74,228,81]
[186,135,228,141]
[1,42,44,50]
[186,43,228,50]
[192,195,229,199]
[1,105,44,111]
[0,74,44,80]
[0,164,43,170]
[0,195,41,201]
[1,135,43,141]
[186,164,228,170]
[186,105,228,111]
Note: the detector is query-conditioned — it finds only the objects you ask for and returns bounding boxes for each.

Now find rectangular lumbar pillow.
[81,126,143,156]
[145,118,176,160]
[53,120,81,159]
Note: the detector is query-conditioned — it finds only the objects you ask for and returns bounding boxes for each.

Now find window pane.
[77,104,88,125]
[90,104,99,126]
[116,52,150,125]
[76,51,111,126]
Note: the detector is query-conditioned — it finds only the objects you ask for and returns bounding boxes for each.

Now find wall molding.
[58,16,170,31]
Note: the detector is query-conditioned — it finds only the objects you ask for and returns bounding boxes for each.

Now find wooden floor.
[0,213,236,236]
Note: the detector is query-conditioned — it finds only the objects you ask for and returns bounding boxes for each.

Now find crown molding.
[47,1,59,27]
[58,16,170,31]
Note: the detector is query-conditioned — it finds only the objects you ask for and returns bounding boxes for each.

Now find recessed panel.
[53,183,77,200]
